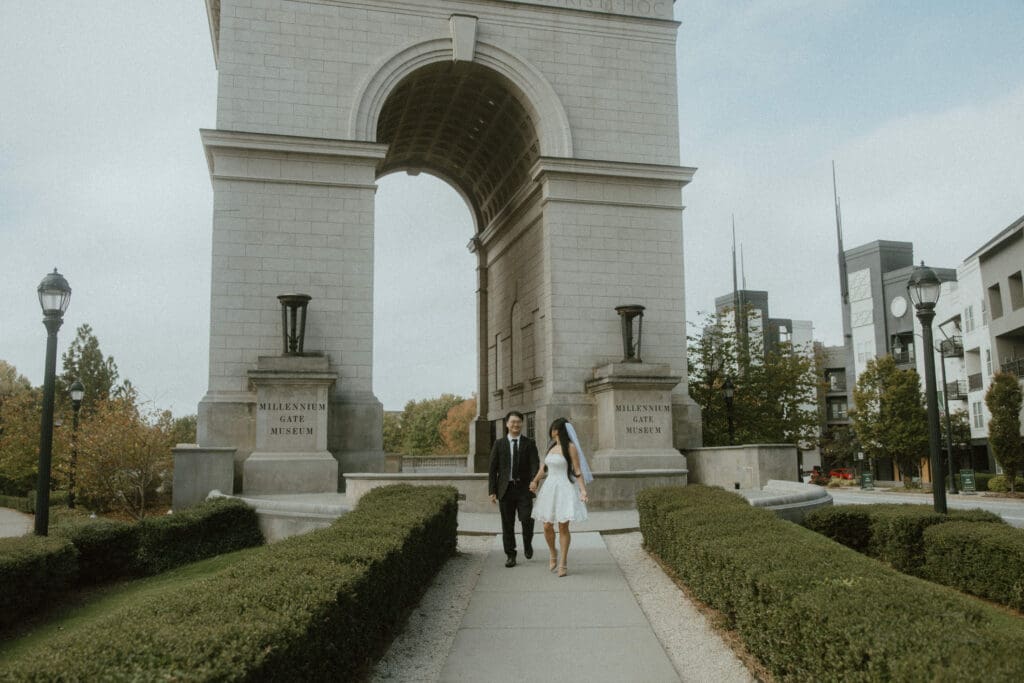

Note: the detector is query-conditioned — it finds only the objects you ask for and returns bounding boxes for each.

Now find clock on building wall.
[890,295,908,318]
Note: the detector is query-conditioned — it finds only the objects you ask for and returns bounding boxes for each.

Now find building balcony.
[968,373,984,392]
[945,380,968,401]
[940,338,964,358]
[892,350,913,365]
[1001,358,1024,377]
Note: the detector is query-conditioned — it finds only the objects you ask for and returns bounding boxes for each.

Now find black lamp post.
[35,269,72,535]
[936,340,958,495]
[907,263,947,514]
[723,377,736,445]
[68,379,85,509]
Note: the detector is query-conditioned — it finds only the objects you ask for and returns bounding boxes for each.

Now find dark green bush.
[922,521,1024,610]
[0,535,78,630]
[134,497,264,575]
[0,491,69,514]
[805,504,1003,574]
[55,518,138,585]
[2,485,458,681]
[803,506,872,552]
[987,475,1024,492]
[639,485,1024,682]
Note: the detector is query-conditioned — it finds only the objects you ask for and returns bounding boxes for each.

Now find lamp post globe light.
[722,377,736,445]
[35,269,72,535]
[907,262,947,514]
[68,379,85,510]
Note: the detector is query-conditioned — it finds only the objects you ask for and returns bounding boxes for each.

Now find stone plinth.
[243,355,338,495]
[685,444,799,490]
[584,363,686,471]
[172,445,236,510]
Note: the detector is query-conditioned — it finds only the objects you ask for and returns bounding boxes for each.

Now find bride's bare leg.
[544,522,557,570]
[557,522,570,576]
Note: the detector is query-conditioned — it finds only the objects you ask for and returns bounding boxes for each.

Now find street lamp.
[907,262,947,514]
[723,377,736,445]
[35,269,72,535]
[68,379,85,509]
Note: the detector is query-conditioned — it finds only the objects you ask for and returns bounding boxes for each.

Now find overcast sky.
[2,1,1022,414]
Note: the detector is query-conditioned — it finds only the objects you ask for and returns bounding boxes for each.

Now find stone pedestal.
[243,355,338,495]
[585,363,687,471]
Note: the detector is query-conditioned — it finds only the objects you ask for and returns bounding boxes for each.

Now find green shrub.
[134,497,264,575]
[804,506,873,552]
[55,518,138,585]
[987,475,1024,492]
[0,491,69,514]
[638,485,1024,681]
[922,521,1024,610]
[806,504,1002,575]
[0,535,78,630]
[3,485,458,681]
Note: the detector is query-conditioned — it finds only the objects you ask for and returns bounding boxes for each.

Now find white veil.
[565,422,594,484]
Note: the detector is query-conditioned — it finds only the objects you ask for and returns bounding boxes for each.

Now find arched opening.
[375,61,541,231]
[372,172,476,410]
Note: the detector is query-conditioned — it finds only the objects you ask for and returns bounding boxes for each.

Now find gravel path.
[372,533,753,682]
[603,533,754,683]
[370,536,492,682]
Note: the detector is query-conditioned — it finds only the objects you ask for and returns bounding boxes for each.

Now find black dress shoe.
[505,554,516,568]
[524,545,533,560]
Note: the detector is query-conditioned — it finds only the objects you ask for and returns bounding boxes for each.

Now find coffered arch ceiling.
[376,61,540,231]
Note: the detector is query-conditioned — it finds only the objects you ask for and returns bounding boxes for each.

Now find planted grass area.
[0,546,259,660]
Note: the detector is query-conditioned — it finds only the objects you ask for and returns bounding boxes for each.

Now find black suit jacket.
[488,434,540,500]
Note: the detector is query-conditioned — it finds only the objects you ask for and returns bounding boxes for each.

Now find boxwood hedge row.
[638,485,1024,682]
[921,521,1024,611]
[0,536,78,630]
[0,497,265,631]
[1,484,459,682]
[804,504,1003,574]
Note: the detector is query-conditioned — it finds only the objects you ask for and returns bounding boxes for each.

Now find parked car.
[829,467,856,480]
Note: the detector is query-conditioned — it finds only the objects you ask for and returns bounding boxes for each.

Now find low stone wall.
[684,444,799,490]
[344,470,688,513]
[172,445,236,510]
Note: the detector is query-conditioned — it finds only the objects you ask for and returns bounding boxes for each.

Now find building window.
[986,349,993,376]
[826,370,846,392]
[827,398,848,420]
[1010,272,1024,310]
[856,340,873,364]
[964,305,975,333]
[971,401,984,429]
[989,284,1004,319]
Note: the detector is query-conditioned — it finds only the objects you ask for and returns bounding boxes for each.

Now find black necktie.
[511,439,519,479]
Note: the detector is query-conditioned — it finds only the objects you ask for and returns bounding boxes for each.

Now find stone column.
[469,237,492,472]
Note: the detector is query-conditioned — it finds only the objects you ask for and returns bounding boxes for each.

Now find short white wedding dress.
[532,450,588,523]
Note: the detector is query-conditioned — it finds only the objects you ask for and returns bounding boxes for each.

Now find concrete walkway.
[0,507,33,538]
[439,532,683,682]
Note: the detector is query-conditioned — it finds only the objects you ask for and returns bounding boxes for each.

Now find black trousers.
[499,484,534,556]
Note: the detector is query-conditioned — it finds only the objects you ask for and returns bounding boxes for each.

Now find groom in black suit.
[488,411,539,567]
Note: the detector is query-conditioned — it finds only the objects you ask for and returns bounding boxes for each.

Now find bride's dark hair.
[547,417,575,482]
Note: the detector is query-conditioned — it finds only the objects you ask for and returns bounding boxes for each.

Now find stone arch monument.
[191,0,700,497]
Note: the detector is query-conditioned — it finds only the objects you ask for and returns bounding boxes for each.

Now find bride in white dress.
[529,418,592,577]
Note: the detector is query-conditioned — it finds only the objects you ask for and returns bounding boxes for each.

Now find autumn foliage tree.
[74,389,174,519]
[439,396,476,455]
[985,372,1023,492]
[0,367,42,495]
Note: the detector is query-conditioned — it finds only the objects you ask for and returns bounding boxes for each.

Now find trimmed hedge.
[0,491,69,514]
[804,504,1003,574]
[134,497,265,575]
[638,485,1024,682]
[54,519,138,585]
[2,485,459,681]
[922,521,1024,610]
[0,536,78,630]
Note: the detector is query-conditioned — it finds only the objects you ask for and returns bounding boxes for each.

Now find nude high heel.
[557,564,567,577]
[549,553,558,572]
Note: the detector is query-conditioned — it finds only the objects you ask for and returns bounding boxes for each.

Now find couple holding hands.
[487,412,592,577]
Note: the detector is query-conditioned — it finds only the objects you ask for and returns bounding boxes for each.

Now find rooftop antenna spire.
[732,215,740,337]
[834,160,849,305]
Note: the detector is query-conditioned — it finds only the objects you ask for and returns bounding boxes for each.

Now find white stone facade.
[197,0,698,488]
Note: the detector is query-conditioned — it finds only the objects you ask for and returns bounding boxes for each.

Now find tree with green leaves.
[821,425,861,470]
[940,408,972,471]
[395,394,466,455]
[58,324,120,414]
[687,311,821,447]
[850,355,928,481]
[985,372,1023,492]
[0,363,41,495]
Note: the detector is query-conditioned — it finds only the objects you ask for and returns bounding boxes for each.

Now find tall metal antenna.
[732,215,740,338]
[833,161,849,305]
